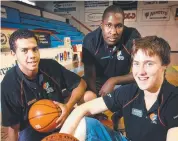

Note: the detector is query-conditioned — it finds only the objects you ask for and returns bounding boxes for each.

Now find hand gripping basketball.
[28,99,62,133]
[41,133,79,141]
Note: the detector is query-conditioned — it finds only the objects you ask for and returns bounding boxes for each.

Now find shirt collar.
[15,65,43,89]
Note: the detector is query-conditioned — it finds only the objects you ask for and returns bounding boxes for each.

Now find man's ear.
[100,22,103,29]
[11,50,15,56]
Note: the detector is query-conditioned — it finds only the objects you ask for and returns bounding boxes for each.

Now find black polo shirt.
[82,26,141,82]
[103,80,178,141]
[1,59,81,131]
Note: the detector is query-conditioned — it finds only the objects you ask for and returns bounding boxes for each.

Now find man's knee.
[79,91,97,105]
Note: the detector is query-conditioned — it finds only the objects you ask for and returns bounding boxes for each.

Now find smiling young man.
[82,5,141,97]
[1,29,96,141]
[60,36,178,141]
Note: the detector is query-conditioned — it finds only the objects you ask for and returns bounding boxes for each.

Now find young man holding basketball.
[60,36,178,141]
[1,29,95,141]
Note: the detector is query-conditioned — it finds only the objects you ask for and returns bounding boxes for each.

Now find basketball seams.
[33,103,58,109]
[28,99,62,133]
[29,111,61,120]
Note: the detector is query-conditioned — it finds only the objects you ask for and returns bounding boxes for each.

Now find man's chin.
[107,41,117,46]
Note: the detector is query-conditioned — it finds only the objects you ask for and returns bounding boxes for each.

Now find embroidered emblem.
[150,113,158,124]
[173,115,178,119]
[43,82,54,93]
[132,108,143,117]
[107,93,112,97]
[117,51,124,60]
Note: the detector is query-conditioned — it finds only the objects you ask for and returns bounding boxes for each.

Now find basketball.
[28,99,62,133]
[42,133,79,141]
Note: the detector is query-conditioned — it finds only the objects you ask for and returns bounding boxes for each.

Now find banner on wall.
[53,1,76,15]
[1,7,7,18]
[142,1,168,5]
[124,10,137,22]
[34,32,51,48]
[1,29,15,50]
[141,8,170,21]
[85,12,102,22]
[85,1,109,11]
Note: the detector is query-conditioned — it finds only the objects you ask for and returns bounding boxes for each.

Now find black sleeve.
[1,85,22,127]
[82,35,96,65]
[124,27,141,51]
[103,84,138,112]
[51,60,81,92]
[164,94,178,129]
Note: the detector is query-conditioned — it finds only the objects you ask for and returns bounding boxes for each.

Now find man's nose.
[28,50,35,58]
[138,65,147,75]
[110,26,117,35]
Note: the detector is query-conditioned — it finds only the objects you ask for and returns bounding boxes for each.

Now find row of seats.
[1,6,84,48]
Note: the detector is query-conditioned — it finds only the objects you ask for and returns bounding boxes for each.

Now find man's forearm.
[112,73,135,85]
[66,79,87,110]
[7,126,19,141]
[84,64,97,93]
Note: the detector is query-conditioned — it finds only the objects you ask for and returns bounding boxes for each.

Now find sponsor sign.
[34,32,51,48]
[124,10,137,22]
[53,1,76,14]
[1,7,7,18]
[143,1,168,5]
[1,29,15,50]
[142,8,170,21]
[85,12,102,22]
[85,1,109,11]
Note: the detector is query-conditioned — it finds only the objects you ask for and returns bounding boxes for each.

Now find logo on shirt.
[43,82,54,93]
[132,108,143,117]
[107,93,112,97]
[173,114,178,119]
[150,113,158,124]
[117,51,124,60]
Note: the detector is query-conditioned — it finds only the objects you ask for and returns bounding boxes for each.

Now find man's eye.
[147,62,153,66]
[117,24,123,28]
[106,24,111,27]
[22,49,27,53]
[133,62,139,66]
[33,48,38,52]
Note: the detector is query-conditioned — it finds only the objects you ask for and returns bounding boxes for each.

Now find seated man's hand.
[99,77,115,96]
[53,101,70,129]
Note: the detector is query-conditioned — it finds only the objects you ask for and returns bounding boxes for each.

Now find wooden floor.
[1,62,178,141]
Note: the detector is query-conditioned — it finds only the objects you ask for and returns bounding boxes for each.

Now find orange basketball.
[28,99,62,133]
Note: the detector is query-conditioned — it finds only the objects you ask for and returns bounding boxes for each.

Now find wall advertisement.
[141,8,170,21]
[124,10,137,22]
[84,1,109,11]
[53,1,76,15]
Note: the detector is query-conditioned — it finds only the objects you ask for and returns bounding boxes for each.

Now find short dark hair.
[9,29,38,52]
[102,5,124,21]
[132,36,171,66]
